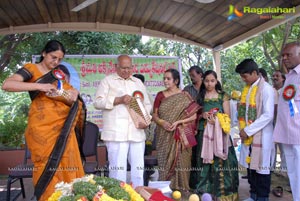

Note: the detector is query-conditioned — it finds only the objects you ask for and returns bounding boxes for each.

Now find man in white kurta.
[271,70,286,173]
[239,79,275,170]
[94,55,152,187]
[236,59,275,201]
[274,42,300,201]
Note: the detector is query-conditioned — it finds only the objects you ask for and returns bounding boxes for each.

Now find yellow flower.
[249,86,258,106]
[239,119,246,130]
[243,136,253,146]
[231,90,241,100]
[240,85,250,104]
[238,85,257,135]
[48,190,62,201]
[246,156,251,164]
[216,113,231,134]
[238,85,258,165]
[89,179,96,185]
[97,192,124,201]
[122,183,144,201]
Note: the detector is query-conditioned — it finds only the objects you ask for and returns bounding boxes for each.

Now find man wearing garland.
[273,42,300,201]
[235,59,275,201]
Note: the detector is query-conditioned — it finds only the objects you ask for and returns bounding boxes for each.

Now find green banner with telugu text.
[33,55,181,129]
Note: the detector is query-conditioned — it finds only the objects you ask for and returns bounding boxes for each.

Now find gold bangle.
[158,118,164,126]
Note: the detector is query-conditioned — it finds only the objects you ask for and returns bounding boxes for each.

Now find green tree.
[0,91,29,148]
[259,18,300,73]
[221,17,300,94]
[0,31,143,148]
[1,17,300,148]
[138,38,213,85]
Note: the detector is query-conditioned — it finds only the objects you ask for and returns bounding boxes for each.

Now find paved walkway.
[0,173,293,201]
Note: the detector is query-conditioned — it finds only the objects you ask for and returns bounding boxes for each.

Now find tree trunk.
[0,34,27,73]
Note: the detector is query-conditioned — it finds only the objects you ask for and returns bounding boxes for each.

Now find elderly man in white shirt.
[94,55,152,187]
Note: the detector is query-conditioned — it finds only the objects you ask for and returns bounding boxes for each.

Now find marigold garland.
[238,85,258,164]
[245,156,251,164]
[121,182,144,201]
[48,190,62,201]
[216,112,231,134]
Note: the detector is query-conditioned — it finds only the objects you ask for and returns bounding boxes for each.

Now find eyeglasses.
[46,53,63,63]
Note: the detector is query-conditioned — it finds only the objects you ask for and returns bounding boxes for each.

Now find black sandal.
[272,186,283,197]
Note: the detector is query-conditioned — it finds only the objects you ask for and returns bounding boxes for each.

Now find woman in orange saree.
[2,40,85,200]
[153,69,200,191]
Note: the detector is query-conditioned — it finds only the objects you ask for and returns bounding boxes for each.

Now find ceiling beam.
[2,5,299,51]
[0,22,212,50]
[71,0,98,12]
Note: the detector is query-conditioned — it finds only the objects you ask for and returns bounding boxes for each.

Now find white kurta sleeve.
[94,77,116,110]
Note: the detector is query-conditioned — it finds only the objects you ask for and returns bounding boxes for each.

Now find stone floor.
[0,171,293,201]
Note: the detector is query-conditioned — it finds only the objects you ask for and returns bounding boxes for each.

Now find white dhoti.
[105,141,145,187]
[282,144,300,201]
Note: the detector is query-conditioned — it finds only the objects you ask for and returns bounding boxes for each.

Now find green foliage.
[0,91,29,148]
[1,18,300,148]
[220,15,298,94]
[0,92,30,119]
[72,181,98,200]
[1,32,143,77]
[94,176,131,200]
[138,38,213,85]
[0,31,143,149]
[59,196,74,201]
[0,116,27,148]
[221,38,274,93]
[106,186,130,200]
[94,176,120,189]
[62,32,142,55]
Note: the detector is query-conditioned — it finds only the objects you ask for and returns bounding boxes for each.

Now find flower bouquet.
[216,112,231,134]
[48,174,144,201]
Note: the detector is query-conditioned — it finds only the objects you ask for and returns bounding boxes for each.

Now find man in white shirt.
[94,55,152,187]
[271,70,286,174]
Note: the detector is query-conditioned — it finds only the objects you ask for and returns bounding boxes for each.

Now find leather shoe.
[272,186,283,197]
[241,175,248,179]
